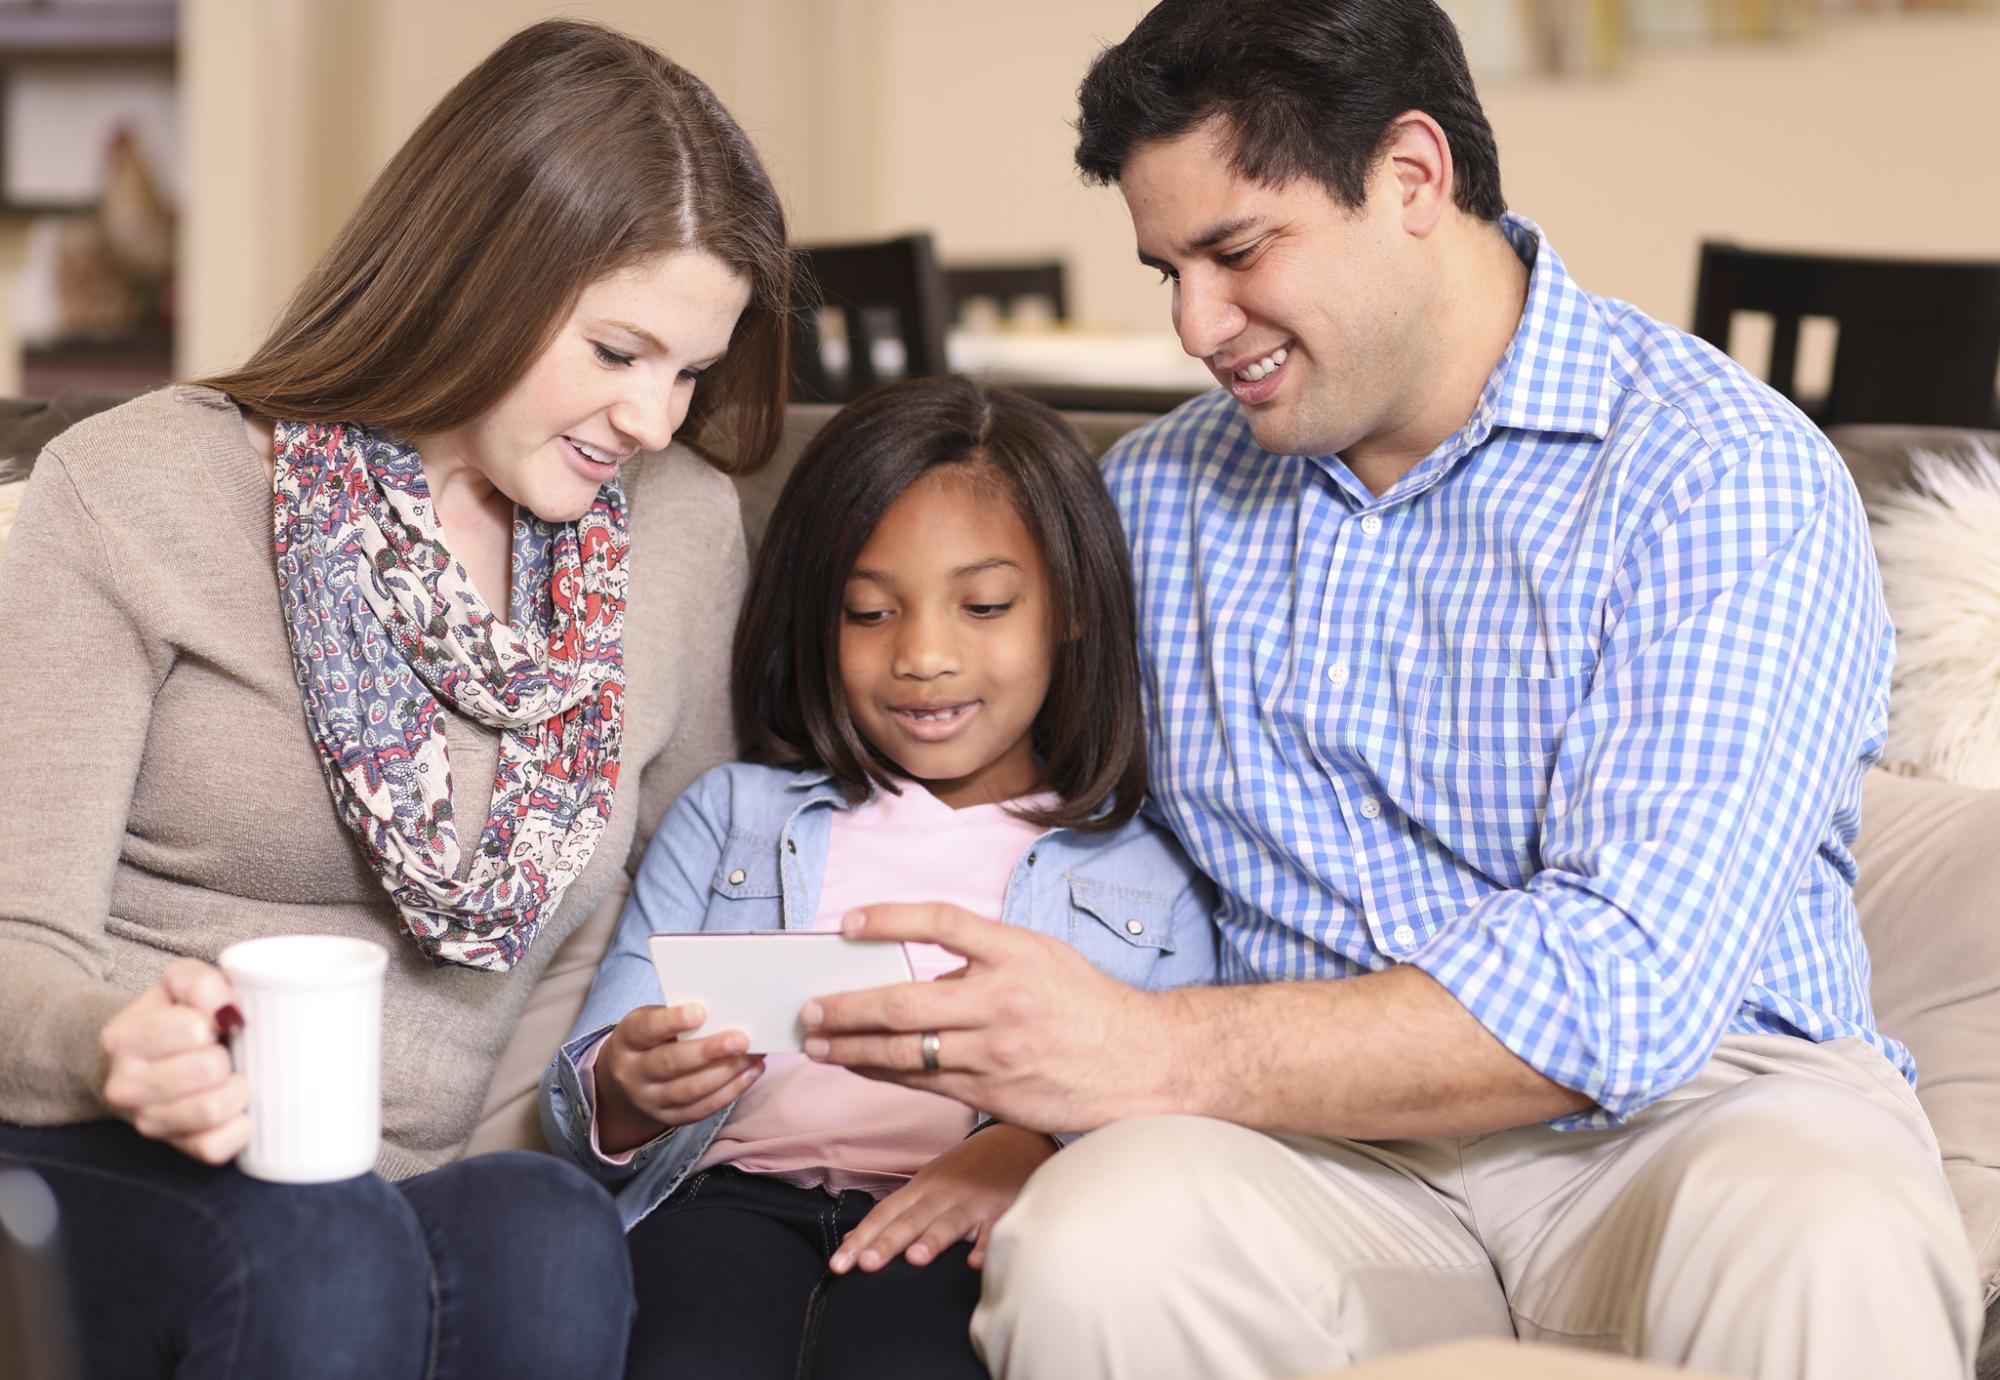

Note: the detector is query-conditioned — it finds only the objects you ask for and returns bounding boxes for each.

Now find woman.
[0,20,788,1379]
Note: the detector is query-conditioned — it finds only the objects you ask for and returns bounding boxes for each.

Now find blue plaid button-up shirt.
[1106,215,1908,1127]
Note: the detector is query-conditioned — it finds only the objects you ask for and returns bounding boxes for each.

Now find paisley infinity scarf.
[272,420,628,970]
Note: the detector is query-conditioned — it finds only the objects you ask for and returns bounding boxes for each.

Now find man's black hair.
[1075,0,1505,221]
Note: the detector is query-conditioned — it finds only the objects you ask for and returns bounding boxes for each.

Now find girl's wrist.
[970,1119,1063,1156]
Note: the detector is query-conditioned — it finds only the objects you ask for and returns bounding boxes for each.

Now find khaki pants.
[972,1036,1980,1380]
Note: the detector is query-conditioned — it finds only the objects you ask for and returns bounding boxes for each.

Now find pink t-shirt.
[590,781,1047,1195]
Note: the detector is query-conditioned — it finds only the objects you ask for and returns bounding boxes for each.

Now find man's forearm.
[1146,965,1592,1139]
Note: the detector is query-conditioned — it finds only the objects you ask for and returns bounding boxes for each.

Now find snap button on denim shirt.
[539,762,1221,1229]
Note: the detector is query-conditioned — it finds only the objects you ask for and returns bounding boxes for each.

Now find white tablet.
[645,932,916,1054]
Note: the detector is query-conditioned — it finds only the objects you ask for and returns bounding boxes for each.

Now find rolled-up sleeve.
[1408,432,1892,1126]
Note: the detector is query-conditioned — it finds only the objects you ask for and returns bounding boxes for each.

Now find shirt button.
[1125,919,1144,936]
[728,869,747,885]
[1393,923,1415,948]
[1360,513,1383,536]
[1326,661,1350,688]
[1358,796,1382,820]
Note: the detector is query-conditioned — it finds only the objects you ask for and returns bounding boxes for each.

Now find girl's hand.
[99,958,250,1166]
[830,1123,1057,1274]
[594,1003,765,1153]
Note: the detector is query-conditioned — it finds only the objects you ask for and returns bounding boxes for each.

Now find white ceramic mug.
[216,934,389,1184]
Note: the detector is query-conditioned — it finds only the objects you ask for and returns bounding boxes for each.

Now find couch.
[3,390,1996,1375]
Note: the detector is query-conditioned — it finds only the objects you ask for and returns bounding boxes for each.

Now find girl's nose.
[892,610,957,680]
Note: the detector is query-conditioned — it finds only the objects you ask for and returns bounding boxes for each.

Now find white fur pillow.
[1869,446,2000,788]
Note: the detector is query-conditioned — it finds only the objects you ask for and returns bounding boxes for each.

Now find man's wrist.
[1123,984,1218,1122]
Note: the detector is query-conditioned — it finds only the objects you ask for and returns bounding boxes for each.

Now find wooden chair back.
[943,261,1069,325]
[1691,242,2000,428]
[790,233,950,403]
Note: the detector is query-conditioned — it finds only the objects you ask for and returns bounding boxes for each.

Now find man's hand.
[830,1124,1057,1274]
[595,1003,765,1154]
[801,904,1185,1135]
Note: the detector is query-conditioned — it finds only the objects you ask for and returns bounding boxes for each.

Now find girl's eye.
[594,343,635,368]
[844,608,889,626]
[967,602,1014,618]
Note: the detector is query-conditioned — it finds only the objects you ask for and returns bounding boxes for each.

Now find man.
[802,2,1980,1375]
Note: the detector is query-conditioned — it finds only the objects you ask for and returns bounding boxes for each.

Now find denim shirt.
[539,762,1220,1228]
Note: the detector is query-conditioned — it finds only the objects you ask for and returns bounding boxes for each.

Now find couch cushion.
[1853,768,2000,1298]
[0,388,137,483]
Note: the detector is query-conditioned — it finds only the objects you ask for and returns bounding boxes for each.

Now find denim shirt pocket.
[705,834,784,930]
[1409,669,1585,886]
[1066,878,1176,985]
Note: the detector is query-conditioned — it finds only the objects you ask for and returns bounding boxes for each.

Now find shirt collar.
[1302,214,1621,508]
[781,766,1116,828]
[1472,213,1620,443]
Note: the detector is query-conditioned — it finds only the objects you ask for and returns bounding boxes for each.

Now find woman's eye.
[594,343,635,368]
[678,367,705,384]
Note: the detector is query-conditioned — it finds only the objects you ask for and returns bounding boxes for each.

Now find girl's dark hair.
[199,19,790,476]
[1075,0,1505,223]
[734,376,1147,832]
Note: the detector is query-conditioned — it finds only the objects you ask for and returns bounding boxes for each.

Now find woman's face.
[440,249,752,523]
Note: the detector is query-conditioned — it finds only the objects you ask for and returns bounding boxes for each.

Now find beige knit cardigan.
[0,386,745,1178]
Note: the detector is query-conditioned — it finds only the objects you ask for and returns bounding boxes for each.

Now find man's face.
[1121,123,1424,459]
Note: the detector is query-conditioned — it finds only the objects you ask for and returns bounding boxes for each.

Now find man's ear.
[1380,110,1453,239]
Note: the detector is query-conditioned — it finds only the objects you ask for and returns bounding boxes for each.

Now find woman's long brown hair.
[199,19,790,475]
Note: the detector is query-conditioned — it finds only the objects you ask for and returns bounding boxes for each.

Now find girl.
[0,20,788,1380]
[541,376,1219,1379]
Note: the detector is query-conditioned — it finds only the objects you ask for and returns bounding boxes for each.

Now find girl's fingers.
[831,1189,919,1273]
[130,1072,249,1140]
[969,1220,994,1270]
[645,1050,762,1103]
[638,1029,751,1082]
[902,1207,975,1269]
[620,1003,710,1051]
[103,1042,234,1114]
[853,1198,957,1273]
[652,1060,763,1126]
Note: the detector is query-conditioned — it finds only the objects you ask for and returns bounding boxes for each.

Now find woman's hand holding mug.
[99,957,249,1165]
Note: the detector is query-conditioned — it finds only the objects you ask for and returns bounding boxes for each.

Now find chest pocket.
[705,835,783,931]
[1066,878,1176,987]
[1409,670,1585,887]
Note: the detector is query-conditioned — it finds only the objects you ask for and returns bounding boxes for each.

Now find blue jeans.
[0,1119,633,1380]
[624,1165,988,1379]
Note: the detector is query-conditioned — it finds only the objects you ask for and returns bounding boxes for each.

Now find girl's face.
[420,250,751,523]
[839,468,1055,810]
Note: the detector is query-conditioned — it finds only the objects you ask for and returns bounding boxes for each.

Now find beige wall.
[179,0,2000,376]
